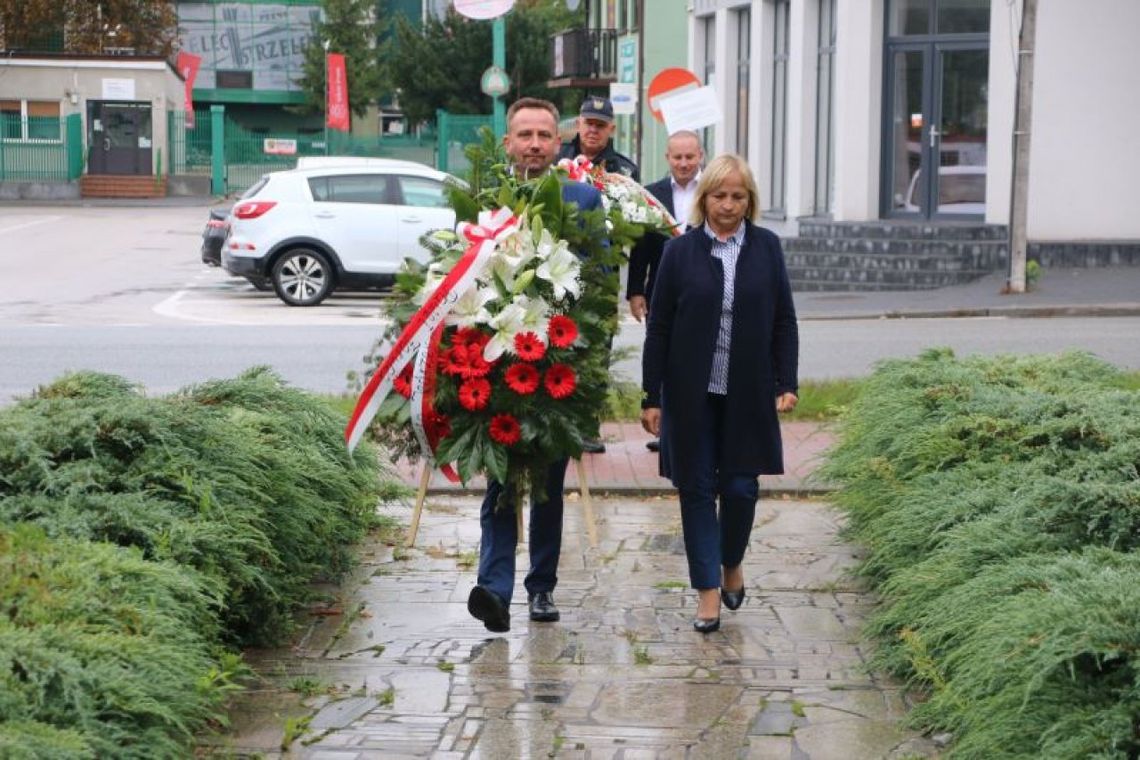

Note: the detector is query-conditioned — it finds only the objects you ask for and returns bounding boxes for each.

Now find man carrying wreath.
[466,97,608,633]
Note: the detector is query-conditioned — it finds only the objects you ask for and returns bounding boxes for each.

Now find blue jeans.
[677,394,759,589]
[477,459,568,604]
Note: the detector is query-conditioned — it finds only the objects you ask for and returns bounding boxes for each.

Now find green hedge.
[0,524,226,759]
[0,369,388,754]
[0,368,385,646]
[819,350,1140,759]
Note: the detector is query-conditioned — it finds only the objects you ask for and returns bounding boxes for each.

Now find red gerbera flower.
[393,363,413,398]
[547,315,578,349]
[441,344,469,376]
[463,347,493,378]
[457,377,492,411]
[544,363,576,399]
[452,327,489,351]
[489,413,521,446]
[504,363,540,395]
[425,410,451,442]
[514,331,546,361]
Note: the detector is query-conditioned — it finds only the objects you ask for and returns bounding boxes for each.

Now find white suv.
[221,159,457,306]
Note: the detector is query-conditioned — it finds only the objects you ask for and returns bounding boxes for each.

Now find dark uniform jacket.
[626,175,675,303]
[558,137,640,182]
[641,223,799,488]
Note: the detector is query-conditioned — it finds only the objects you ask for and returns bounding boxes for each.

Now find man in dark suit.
[466,97,606,634]
[627,130,704,451]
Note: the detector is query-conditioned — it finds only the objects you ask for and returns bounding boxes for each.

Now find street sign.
[454,0,514,20]
[480,65,510,97]
[647,67,701,122]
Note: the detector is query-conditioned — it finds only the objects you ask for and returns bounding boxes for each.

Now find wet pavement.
[195,262,1140,757]
[206,426,939,758]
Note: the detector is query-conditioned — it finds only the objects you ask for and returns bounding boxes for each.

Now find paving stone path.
[210,493,940,759]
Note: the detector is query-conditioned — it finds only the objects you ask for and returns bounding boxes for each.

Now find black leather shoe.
[581,438,606,454]
[528,591,560,622]
[693,616,721,634]
[468,585,510,633]
[646,439,660,452]
[721,587,745,611]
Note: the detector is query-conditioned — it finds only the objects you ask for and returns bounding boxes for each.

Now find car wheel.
[244,275,273,292]
[271,248,334,306]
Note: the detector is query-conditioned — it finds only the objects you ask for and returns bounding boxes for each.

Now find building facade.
[690,0,1140,249]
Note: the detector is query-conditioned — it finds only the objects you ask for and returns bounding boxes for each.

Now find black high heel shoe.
[693,616,721,634]
[721,586,745,611]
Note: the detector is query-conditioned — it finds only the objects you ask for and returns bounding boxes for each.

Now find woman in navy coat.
[640,154,799,633]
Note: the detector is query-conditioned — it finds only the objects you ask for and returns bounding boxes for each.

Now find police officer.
[559,96,640,182]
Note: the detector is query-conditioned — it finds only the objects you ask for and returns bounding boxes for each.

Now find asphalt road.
[2,204,1138,404]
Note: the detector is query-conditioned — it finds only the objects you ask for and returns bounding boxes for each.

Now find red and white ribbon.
[557,155,596,183]
[345,207,519,462]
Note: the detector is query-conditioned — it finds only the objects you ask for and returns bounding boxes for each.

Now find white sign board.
[658,85,723,134]
[264,138,298,155]
[609,83,637,116]
[101,78,136,100]
[453,0,514,20]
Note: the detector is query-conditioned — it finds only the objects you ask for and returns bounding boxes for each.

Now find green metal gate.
[0,113,82,181]
[436,110,494,174]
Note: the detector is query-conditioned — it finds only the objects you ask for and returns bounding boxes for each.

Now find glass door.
[932,47,988,216]
[87,102,152,175]
[885,43,988,218]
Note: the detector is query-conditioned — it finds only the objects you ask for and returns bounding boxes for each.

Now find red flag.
[326,53,350,132]
[176,52,202,129]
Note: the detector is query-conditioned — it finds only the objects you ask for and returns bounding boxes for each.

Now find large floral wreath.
[346,136,676,500]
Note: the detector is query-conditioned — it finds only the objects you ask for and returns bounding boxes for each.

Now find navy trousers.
[477,459,568,604]
[675,393,759,589]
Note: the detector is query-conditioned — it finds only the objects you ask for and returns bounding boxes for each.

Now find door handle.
[401,216,422,223]
[928,125,941,148]
[314,212,336,218]
[103,137,111,151]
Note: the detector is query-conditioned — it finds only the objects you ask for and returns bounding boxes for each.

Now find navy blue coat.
[642,222,799,487]
[626,176,673,303]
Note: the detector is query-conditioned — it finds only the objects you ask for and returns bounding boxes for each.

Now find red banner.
[326,53,350,132]
[176,52,202,129]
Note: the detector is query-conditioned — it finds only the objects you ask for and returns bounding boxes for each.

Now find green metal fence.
[165,107,440,194]
[437,110,494,174]
[167,109,214,176]
[0,113,82,181]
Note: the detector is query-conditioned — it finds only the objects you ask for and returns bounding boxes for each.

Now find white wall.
[831,0,883,221]
[1026,0,1140,239]
[984,0,1017,225]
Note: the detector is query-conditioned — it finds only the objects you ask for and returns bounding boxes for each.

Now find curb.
[800,303,1140,321]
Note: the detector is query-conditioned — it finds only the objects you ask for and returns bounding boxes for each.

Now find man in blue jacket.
[466,97,605,633]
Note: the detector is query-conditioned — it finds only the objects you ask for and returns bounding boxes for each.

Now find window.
[397,176,448,208]
[813,0,837,214]
[309,174,392,204]
[699,15,716,155]
[0,99,61,141]
[734,8,751,157]
[767,0,790,215]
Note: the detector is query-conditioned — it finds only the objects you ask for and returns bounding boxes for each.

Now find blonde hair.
[688,154,760,228]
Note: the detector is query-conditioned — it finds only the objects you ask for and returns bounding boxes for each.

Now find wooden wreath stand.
[404,458,598,549]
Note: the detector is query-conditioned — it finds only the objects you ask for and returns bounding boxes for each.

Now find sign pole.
[492,17,506,137]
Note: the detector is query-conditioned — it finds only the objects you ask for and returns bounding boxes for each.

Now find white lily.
[535,238,582,301]
[482,294,550,361]
[414,266,447,305]
[445,283,497,328]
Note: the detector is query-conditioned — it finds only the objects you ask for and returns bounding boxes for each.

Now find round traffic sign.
[481,65,510,97]
[647,67,701,122]
[454,0,515,20]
